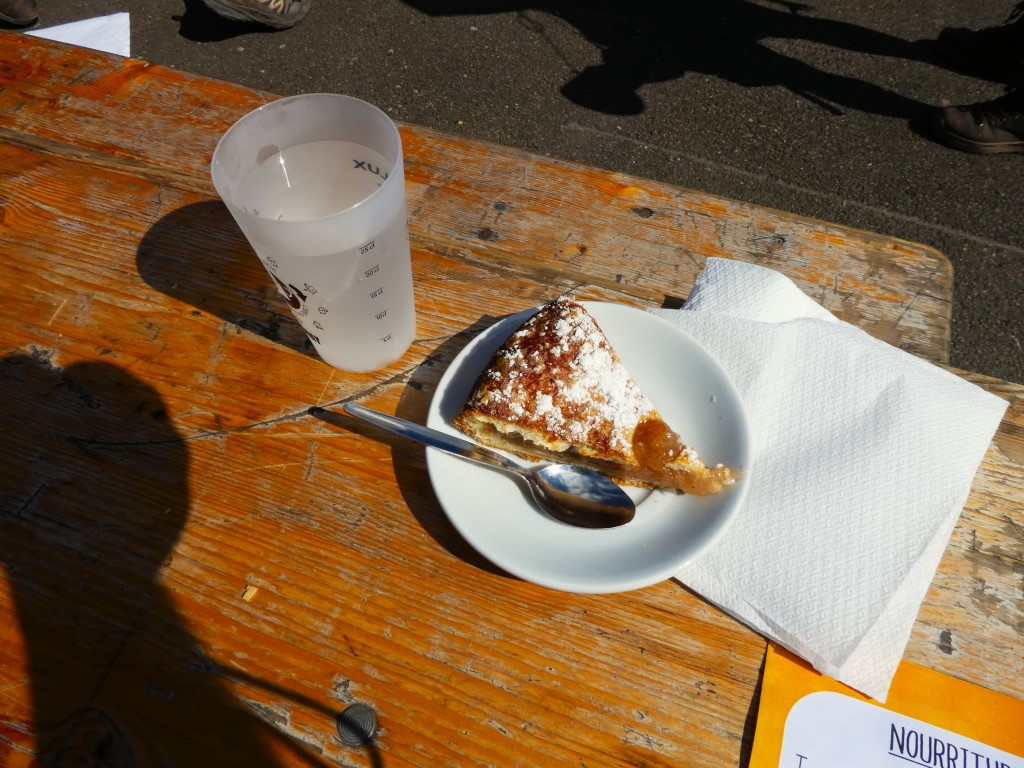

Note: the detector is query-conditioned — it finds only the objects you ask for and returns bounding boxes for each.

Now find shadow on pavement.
[404,0,940,117]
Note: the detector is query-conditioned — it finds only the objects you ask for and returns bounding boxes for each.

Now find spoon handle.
[343,403,525,478]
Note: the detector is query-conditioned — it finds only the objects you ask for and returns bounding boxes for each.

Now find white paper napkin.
[653,258,1008,701]
[27,13,131,58]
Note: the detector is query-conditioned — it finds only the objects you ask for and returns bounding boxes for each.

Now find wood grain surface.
[1,33,1018,768]
[0,33,950,362]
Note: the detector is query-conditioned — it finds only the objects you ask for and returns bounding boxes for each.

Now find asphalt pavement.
[17,0,1024,383]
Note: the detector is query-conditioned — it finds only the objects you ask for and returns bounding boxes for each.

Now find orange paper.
[750,644,1024,768]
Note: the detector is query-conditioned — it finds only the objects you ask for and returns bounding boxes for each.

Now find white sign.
[780,692,1023,768]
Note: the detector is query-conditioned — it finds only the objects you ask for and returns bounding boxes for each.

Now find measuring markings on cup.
[252,220,412,361]
[361,251,395,335]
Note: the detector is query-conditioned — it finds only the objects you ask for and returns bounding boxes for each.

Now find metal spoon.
[341,403,636,529]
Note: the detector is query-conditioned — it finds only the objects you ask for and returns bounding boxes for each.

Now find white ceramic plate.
[426,302,751,594]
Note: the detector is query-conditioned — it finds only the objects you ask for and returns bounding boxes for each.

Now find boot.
[0,0,38,26]
[932,87,1024,154]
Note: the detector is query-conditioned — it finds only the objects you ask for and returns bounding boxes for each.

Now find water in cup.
[211,94,417,373]
[236,140,390,221]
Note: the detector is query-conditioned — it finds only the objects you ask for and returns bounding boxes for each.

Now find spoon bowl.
[339,403,635,529]
[529,464,636,528]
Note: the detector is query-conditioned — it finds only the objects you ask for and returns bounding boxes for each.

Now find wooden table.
[1,34,1020,767]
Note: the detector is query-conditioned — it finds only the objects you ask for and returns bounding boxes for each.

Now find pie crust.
[453,298,735,495]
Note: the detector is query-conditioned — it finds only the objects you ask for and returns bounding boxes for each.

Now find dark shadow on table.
[138,198,514,579]
[308,313,517,580]
[0,354,367,766]
[321,295,690,576]
[398,312,528,577]
[137,200,319,362]
[403,0,942,118]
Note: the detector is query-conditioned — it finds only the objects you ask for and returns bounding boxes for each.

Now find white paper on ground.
[654,258,1008,701]
[27,13,130,58]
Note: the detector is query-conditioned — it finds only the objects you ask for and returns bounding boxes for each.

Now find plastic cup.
[211,94,416,372]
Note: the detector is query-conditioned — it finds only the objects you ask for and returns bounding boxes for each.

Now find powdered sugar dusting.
[467,298,657,457]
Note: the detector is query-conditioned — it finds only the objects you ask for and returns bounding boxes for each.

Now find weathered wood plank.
[1,134,764,767]
[0,32,1016,768]
[0,33,951,363]
[905,373,1024,701]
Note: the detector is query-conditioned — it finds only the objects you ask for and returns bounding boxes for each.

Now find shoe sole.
[938,133,1024,154]
[201,0,305,29]
[0,13,38,25]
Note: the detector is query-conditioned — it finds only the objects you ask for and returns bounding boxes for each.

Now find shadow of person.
[403,0,934,117]
[0,354,346,766]
[137,200,318,362]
